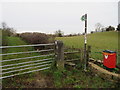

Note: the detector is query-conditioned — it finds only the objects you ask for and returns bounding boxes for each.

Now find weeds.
[49,66,116,88]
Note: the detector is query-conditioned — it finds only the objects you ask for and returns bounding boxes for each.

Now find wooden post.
[52,41,57,69]
[84,14,87,70]
[80,49,84,68]
[80,49,82,62]
[86,45,91,66]
[55,41,64,70]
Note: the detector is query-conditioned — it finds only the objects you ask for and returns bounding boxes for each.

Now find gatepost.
[55,41,64,70]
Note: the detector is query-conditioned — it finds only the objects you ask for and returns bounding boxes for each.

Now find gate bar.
[0,67,50,79]
[0,43,54,49]
[1,58,53,67]
[1,64,51,75]
[2,60,52,71]
[0,49,54,56]
[1,54,54,62]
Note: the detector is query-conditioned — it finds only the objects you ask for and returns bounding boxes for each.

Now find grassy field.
[56,31,119,64]
[1,33,119,88]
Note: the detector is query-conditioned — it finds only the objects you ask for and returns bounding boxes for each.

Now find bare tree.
[1,22,16,36]
[95,23,103,32]
[55,30,64,37]
[2,22,8,29]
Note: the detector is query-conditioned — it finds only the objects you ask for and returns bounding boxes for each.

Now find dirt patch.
[2,71,54,88]
[28,72,54,88]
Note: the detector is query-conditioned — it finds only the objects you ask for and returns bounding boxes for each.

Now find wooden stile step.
[65,62,76,66]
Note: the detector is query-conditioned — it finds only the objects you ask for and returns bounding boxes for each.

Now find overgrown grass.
[56,31,119,65]
[43,67,117,88]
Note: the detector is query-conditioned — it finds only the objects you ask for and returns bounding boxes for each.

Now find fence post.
[86,45,91,66]
[55,40,64,70]
[80,49,83,62]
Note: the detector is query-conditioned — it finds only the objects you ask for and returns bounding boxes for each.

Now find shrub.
[19,32,52,50]
[117,24,120,31]
[91,31,94,34]
[106,26,115,31]
[20,32,48,44]
[20,32,49,44]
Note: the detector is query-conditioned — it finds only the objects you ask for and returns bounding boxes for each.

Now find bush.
[20,32,49,44]
[19,32,52,50]
[91,31,94,34]
[117,24,120,31]
[106,26,115,31]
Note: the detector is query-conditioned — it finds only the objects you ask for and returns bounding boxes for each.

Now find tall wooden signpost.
[81,14,87,70]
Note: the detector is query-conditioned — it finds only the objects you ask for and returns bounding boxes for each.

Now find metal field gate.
[0,43,55,79]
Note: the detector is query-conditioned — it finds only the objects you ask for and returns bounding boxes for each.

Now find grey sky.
[0,1,118,35]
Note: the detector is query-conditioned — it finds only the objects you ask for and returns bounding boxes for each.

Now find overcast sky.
[0,0,119,35]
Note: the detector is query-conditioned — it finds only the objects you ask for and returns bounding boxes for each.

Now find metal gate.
[0,43,55,79]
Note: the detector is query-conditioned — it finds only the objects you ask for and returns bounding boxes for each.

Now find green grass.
[3,36,52,65]
[2,36,53,88]
[0,30,2,46]
[56,31,119,64]
[43,68,117,88]
[56,31,118,49]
